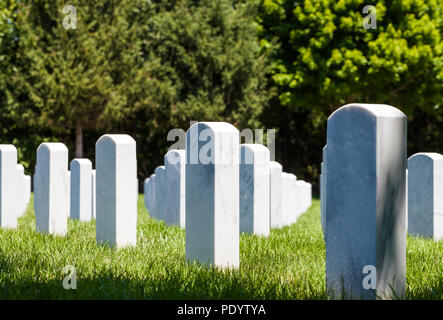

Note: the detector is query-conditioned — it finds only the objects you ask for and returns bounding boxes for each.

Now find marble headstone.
[269,161,283,228]
[70,159,93,222]
[185,122,240,268]
[307,182,312,209]
[295,180,306,217]
[407,153,443,240]
[66,171,71,218]
[144,177,150,212]
[288,173,297,225]
[239,144,270,236]
[321,145,327,237]
[16,164,26,218]
[325,104,406,300]
[280,172,291,227]
[24,175,31,214]
[153,165,166,221]
[406,169,408,231]
[164,150,186,228]
[96,134,137,248]
[91,169,96,220]
[146,174,156,217]
[34,143,68,235]
[0,145,18,228]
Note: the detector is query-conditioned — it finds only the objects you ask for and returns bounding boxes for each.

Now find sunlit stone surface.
[91,169,96,219]
[239,144,270,236]
[153,165,166,221]
[70,158,92,222]
[96,134,137,248]
[164,150,186,228]
[66,171,71,218]
[325,104,406,300]
[288,173,297,225]
[185,122,239,268]
[16,164,26,218]
[408,153,443,241]
[0,145,18,228]
[34,143,68,235]
[320,145,327,238]
[269,161,283,228]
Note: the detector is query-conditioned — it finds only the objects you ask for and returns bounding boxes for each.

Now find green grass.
[0,195,442,299]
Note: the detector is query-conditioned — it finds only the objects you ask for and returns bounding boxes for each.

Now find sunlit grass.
[0,195,441,299]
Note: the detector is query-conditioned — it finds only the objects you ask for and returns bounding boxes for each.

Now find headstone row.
[31,135,137,248]
[183,122,312,268]
[321,149,443,245]
[144,143,312,235]
[407,153,443,241]
[0,145,31,228]
[323,103,406,300]
[144,150,186,228]
[321,104,443,300]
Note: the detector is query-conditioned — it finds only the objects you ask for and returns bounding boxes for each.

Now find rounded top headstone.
[164,149,186,165]
[195,121,239,134]
[0,144,17,153]
[70,158,92,166]
[408,152,443,162]
[329,103,406,122]
[269,161,282,169]
[17,164,25,174]
[240,143,270,165]
[37,142,68,153]
[154,166,165,175]
[96,134,136,146]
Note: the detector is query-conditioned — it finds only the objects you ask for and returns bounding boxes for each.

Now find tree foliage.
[258,0,443,113]
[257,0,443,187]
[4,0,269,178]
[1,0,442,192]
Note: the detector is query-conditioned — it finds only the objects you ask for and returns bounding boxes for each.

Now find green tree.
[13,0,147,157]
[117,0,271,175]
[9,0,269,179]
[258,0,443,189]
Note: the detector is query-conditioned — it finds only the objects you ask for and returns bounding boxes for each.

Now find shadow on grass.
[0,252,311,299]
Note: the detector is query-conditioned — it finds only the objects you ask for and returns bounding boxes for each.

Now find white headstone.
[145,174,156,217]
[406,169,408,231]
[288,173,297,224]
[16,164,26,218]
[407,153,443,240]
[70,158,92,222]
[239,144,270,236]
[280,172,291,227]
[91,169,96,220]
[269,161,283,228]
[66,171,70,218]
[0,145,18,228]
[164,150,186,228]
[321,146,327,237]
[185,122,240,268]
[307,182,312,209]
[96,134,137,248]
[295,180,306,218]
[153,165,166,221]
[34,142,68,235]
[144,177,150,211]
[326,103,406,300]
[24,175,31,214]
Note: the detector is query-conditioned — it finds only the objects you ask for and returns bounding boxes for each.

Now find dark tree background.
[1,0,442,195]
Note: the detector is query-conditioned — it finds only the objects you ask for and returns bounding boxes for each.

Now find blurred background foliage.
[0,0,442,194]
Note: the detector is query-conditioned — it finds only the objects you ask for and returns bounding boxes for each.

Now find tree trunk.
[75,122,83,158]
